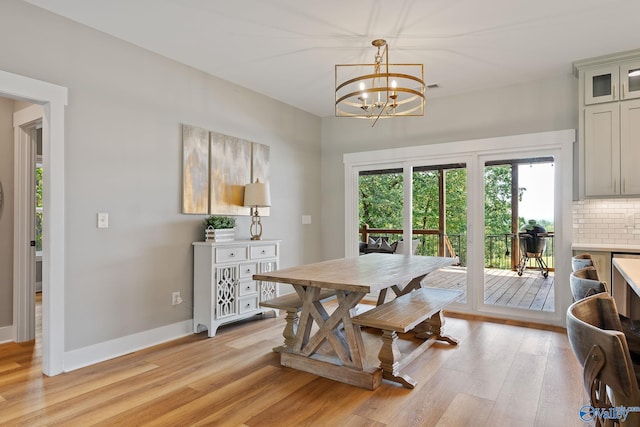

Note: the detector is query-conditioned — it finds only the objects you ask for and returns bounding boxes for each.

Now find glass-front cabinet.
[585,59,640,105]
[575,50,640,198]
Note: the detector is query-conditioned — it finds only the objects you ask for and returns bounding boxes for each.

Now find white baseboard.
[63,320,193,372]
[0,325,14,344]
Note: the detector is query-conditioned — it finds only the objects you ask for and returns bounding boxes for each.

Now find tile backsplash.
[573,198,640,244]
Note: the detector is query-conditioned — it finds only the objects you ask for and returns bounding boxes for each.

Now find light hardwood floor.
[0,299,587,426]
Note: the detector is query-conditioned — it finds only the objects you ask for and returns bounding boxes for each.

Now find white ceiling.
[24,0,640,117]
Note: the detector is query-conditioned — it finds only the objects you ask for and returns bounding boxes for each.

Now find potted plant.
[203,215,237,242]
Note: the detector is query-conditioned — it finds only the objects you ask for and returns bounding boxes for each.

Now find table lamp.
[244,179,271,240]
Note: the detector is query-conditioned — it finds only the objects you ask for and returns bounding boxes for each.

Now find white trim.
[0,325,12,344]
[1,69,68,376]
[64,320,193,372]
[12,107,39,343]
[344,129,575,326]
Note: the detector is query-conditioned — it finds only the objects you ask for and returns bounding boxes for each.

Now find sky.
[517,163,555,222]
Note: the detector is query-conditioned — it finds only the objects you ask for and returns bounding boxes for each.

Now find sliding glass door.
[412,164,468,302]
[344,130,574,325]
[482,158,556,314]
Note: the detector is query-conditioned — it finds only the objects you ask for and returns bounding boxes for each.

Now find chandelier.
[335,39,425,126]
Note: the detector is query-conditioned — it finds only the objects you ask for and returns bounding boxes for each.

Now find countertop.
[612,257,640,296]
[572,243,640,253]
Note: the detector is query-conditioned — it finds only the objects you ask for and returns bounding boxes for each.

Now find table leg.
[292,286,367,368]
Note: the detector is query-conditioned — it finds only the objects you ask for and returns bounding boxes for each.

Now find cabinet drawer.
[239,263,257,278]
[239,280,258,297]
[239,296,259,313]
[215,246,248,263]
[250,244,277,259]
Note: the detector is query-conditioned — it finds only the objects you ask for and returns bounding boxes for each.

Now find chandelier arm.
[370,101,388,127]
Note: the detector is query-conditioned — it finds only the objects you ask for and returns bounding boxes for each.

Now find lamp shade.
[244,180,271,207]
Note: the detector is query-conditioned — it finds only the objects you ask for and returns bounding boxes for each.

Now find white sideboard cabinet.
[193,239,280,337]
[574,50,640,198]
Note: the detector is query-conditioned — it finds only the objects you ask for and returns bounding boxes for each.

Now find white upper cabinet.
[620,99,640,195]
[585,59,640,105]
[575,50,640,198]
[584,103,618,196]
[620,59,640,101]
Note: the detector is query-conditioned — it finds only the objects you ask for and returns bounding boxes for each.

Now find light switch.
[97,212,109,229]
[302,215,312,225]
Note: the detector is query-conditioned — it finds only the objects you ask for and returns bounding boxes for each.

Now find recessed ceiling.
[24,0,640,117]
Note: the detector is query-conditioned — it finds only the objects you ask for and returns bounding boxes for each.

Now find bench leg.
[413,310,458,345]
[273,309,299,353]
[378,330,417,389]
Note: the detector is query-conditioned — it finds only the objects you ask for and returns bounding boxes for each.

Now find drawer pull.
[246,268,251,273]
[261,250,266,254]
[230,252,235,257]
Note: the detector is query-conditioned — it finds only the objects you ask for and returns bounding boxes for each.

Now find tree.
[358,163,540,267]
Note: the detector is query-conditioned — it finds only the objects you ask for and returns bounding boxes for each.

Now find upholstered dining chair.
[570,266,607,301]
[572,253,595,272]
[567,293,640,426]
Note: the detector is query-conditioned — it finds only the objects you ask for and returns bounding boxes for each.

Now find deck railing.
[360,225,554,270]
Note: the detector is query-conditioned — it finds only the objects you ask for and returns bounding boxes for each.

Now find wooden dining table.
[254,253,459,389]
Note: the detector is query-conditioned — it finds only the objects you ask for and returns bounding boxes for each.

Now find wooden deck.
[422,266,555,312]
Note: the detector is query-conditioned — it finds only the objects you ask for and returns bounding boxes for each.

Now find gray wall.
[0,1,322,350]
[320,73,579,260]
[0,0,581,354]
[0,97,14,327]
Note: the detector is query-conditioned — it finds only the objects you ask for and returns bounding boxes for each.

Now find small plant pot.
[205,226,235,242]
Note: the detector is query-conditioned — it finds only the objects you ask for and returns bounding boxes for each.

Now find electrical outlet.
[172,291,182,306]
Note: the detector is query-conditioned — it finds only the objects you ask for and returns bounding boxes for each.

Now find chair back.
[570,266,607,301]
[572,253,594,272]
[567,293,640,425]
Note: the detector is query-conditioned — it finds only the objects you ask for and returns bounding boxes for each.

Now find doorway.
[2,69,68,375]
[13,106,42,343]
[482,158,555,313]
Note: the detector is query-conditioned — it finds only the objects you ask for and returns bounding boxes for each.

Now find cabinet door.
[215,266,238,318]
[584,103,620,196]
[585,64,620,105]
[620,99,640,195]
[620,59,640,101]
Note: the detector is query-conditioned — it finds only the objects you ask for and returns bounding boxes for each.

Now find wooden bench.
[260,289,337,353]
[352,287,462,389]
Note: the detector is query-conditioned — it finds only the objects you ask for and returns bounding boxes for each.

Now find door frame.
[13,105,41,343]
[2,69,68,376]
[475,149,563,322]
[344,129,574,326]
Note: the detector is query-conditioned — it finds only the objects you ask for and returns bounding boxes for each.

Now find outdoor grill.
[517,220,549,278]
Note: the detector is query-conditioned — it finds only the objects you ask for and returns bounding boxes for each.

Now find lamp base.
[249,210,263,240]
